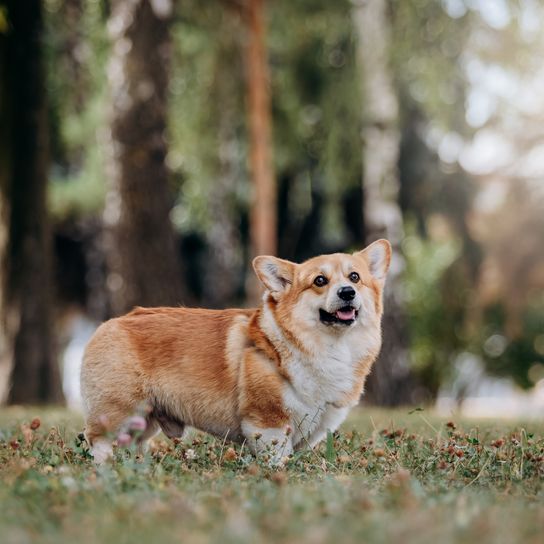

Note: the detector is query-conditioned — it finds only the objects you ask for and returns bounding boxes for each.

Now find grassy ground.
[0,406,542,544]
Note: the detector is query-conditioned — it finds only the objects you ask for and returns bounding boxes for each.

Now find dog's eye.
[313,275,328,287]
[348,272,360,283]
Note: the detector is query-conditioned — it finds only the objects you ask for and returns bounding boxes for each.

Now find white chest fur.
[282,334,366,445]
[287,335,361,405]
[260,304,380,447]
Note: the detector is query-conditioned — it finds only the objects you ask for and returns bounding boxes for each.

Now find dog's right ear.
[252,256,295,299]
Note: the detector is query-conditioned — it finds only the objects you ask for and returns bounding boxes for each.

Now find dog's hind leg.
[152,406,186,440]
[135,416,161,455]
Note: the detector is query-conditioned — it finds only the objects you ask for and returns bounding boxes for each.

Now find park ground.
[0,406,543,544]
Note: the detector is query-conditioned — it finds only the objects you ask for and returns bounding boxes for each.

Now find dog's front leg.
[304,405,350,450]
[242,420,293,466]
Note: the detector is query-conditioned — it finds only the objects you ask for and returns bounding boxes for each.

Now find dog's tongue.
[335,308,355,321]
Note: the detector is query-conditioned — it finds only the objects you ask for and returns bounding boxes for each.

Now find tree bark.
[104,0,183,315]
[243,0,276,302]
[1,0,63,404]
[246,0,275,258]
[353,0,415,405]
[0,3,11,402]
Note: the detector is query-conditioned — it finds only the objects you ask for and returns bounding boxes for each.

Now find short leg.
[138,417,161,443]
[84,403,138,463]
[242,420,293,465]
[152,409,186,440]
[305,405,350,449]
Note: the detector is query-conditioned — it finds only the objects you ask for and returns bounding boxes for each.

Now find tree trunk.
[61,0,86,113]
[1,0,63,404]
[353,0,415,405]
[243,0,276,302]
[0,4,11,402]
[104,0,183,316]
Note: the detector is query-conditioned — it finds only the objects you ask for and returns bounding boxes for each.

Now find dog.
[81,239,391,463]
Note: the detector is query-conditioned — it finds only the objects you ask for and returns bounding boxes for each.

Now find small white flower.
[184,448,197,460]
[61,476,77,490]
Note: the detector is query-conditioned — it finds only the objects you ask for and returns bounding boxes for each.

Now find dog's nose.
[337,286,356,301]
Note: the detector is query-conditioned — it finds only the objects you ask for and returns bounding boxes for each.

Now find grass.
[0,406,543,544]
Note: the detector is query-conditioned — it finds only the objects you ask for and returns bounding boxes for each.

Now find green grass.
[0,407,542,544]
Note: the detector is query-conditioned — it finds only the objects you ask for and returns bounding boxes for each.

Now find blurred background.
[0,0,543,416]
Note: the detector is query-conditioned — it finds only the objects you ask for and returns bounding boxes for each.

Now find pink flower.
[127,416,147,432]
[117,432,132,446]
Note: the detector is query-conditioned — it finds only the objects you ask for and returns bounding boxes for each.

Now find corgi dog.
[81,239,391,463]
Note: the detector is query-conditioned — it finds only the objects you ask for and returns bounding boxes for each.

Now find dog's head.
[253,240,391,334]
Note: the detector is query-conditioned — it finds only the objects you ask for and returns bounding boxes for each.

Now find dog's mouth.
[319,306,358,326]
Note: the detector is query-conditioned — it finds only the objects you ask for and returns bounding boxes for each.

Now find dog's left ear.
[253,256,295,299]
[355,239,392,280]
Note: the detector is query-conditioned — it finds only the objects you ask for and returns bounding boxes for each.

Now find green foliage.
[0,5,8,34]
[0,408,542,543]
[391,0,471,134]
[403,225,463,393]
[44,0,110,219]
[168,6,248,234]
[168,0,362,245]
[474,301,544,389]
[38,0,544,394]
[269,0,362,247]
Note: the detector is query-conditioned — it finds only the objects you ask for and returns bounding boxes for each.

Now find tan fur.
[81,240,391,462]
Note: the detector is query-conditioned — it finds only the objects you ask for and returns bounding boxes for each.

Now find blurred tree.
[44,0,112,321]
[33,0,543,402]
[386,0,479,396]
[245,0,276,260]
[45,0,110,220]
[240,0,276,303]
[0,0,63,404]
[268,0,363,258]
[467,180,544,386]
[103,0,184,315]
[393,0,544,391]
[202,10,246,307]
[353,0,414,405]
[0,1,10,400]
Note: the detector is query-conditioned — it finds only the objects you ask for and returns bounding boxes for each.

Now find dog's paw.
[91,439,113,464]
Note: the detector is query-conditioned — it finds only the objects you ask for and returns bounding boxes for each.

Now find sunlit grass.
[1,407,542,544]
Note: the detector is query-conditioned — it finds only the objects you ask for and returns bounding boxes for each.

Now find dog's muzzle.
[319,304,358,326]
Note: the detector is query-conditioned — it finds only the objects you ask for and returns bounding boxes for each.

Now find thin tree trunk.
[353,0,415,405]
[246,0,275,258]
[104,0,183,315]
[0,7,12,402]
[62,0,86,113]
[244,0,276,302]
[2,0,63,404]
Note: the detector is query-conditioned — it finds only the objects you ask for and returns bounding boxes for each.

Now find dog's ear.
[355,239,392,280]
[252,256,295,298]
